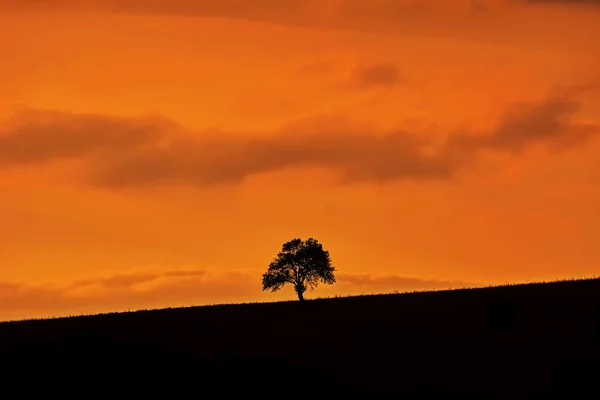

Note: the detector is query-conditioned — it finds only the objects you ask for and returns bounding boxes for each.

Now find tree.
[262,238,336,301]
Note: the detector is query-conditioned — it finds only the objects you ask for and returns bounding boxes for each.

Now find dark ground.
[1,278,599,399]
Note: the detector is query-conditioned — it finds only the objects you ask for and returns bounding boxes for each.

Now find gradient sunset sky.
[1,0,599,321]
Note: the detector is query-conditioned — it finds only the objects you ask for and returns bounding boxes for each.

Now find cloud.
[0,1,583,28]
[0,0,347,25]
[0,110,460,187]
[0,88,597,188]
[90,125,456,188]
[4,1,599,40]
[3,1,599,54]
[0,266,477,321]
[0,1,445,17]
[8,0,586,19]
[335,273,477,292]
[5,1,597,21]
[0,266,259,321]
[349,63,403,89]
[447,88,600,155]
[0,109,169,170]
[525,0,600,4]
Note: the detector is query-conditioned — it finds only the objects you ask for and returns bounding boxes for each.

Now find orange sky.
[1,0,599,321]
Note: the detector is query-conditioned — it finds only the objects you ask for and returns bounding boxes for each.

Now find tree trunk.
[296,287,305,301]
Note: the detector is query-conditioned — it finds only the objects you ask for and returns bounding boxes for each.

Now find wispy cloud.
[335,273,476,292]
[0,266,476,321]
[3,1,599,56]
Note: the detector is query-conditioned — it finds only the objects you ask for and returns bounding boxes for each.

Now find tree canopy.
[262,238,336,301]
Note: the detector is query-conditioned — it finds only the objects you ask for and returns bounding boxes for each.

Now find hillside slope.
[1,278,599,398]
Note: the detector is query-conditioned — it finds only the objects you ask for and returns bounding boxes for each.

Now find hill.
[1,278,599,398]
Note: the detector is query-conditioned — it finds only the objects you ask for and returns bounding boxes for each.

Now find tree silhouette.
[262,238,336,301]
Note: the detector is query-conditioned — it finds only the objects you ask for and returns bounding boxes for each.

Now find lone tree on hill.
[262,238,336,301]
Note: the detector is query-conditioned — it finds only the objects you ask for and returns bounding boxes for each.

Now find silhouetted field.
[1,278,600,398]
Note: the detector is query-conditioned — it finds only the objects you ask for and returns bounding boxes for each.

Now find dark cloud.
[0,110,459,187]
[352,63,403,89]
[91,128,456,188]
[0,89,597,188]
[446,89,599,155]
[0,109,167,169]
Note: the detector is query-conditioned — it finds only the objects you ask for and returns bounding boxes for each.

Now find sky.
[1,0,599,321]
